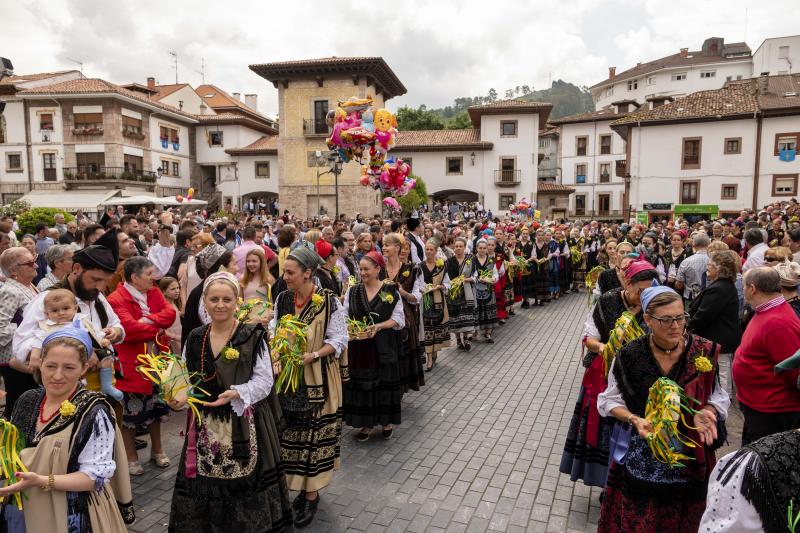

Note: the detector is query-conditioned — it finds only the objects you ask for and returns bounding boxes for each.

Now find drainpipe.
[22,98,33,193]
[752,111,762,212]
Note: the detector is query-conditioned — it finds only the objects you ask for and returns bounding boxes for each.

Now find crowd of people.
[0,199,796,531]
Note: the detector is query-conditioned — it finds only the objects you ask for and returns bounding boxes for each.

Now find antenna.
[66,57,84,76]
[168,50,178,84]
[744,7,748,43]
[194,57,205,83]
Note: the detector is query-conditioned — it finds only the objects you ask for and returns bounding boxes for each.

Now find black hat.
[406,218,421,231]
[73,228,119,273]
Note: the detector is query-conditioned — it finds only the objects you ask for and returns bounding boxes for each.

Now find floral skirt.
[121,391,169,430]
[447,299,477,333]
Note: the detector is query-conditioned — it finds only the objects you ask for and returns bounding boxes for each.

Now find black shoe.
[521,301,530,309]
[356,430,370,442]
[465,342,472,352]
[134,438,147,450]
[293,491,306,511]
[294,495,320,528]
[382,428,394,440]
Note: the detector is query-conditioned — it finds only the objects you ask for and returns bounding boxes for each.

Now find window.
[627,79,638,91]
[671,72,687,81]
[724,137,741,154]
[598,194,610,214]
[779,45,790,59]
[549,197,556,206]
[576,163,587,184]
[40,113,53,131]
[160,126,179,143]
[6,153,21,171]
[160,159,170,176]
[646,76,656,86]
[538,138,550,148]
[42,153,56,181]
[599,163,611,183]
[500,120,517,137]
[255,161,270,178]
[775,133,799,155]
[402,157,412,171]
[123,154,143,174]
[721,184,738,199]
[599,134,612,155]
[172,161,180,177]
[726,75,732,81]
[682,137,702,169]
[700,70,716,78]
[313,100,329,134]
[606,87,614,97]
[499,157,516,182]
[773,174,798,196]
[122,115,142,134]
[446,157,463,175]
[736,75,743,80]
[74,113,103,129]
[0,116,5,144]
[499,194,516,210]
[680,180,700,204]
[576,136,587,156]
[209,131,224,146]
[76,153,104,174]
[575,195,586,216]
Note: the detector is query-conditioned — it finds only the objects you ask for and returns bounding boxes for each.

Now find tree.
[504,89,514,99]
[17,207,75,236]
[446,111,473,130]
[515,86,521,96]
[522,85,531,95]
[396,106,444,131]
[396,174,428,215]
[487,88,498,101]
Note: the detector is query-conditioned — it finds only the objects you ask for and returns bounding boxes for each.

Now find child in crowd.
[14,289,123,401]
[159,276,182,354]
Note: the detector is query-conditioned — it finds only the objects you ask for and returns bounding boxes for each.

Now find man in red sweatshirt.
[733,266,800,445]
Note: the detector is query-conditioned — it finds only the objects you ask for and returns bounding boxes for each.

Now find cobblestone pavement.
[129,291,742,532]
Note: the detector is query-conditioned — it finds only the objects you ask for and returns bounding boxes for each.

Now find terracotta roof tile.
[19,78,198,120]
[537,182,575,193]
[549,108,629,125]
[194,84,275,124]
[394,129,493,151]
[152,83,190,99]
[591,44,752,89]
[224,135,278,155]
[197,112,277,135]
[467,99,553,127]
[120,82,158,94]
[0,70,79,86]
[757,74,800,111]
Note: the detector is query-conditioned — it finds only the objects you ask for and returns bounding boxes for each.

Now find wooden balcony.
[63,166,157,190]
[615,159,627,178]
[303,118,331,136]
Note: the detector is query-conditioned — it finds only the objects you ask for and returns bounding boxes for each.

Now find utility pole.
[194,57,205,84]
[168,51,178,84]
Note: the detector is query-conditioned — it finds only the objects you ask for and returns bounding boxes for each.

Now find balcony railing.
[615,159,627,178]
[572,209,623,219]
[63,166,157,186]
[494,169,521,186]
[303,118,331,136]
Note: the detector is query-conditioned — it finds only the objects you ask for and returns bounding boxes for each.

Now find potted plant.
[161,136,169,149]
[121,170,134,180]
[171,137,180,151]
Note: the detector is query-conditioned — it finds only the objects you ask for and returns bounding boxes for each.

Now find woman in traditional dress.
[597,287,729,532]
[516,227,535,308]
[555,228,572,295]
[382,233,425,392]
[344,251,405,441]
[0,327,133,532]
[505,232,521,315]
[473,239,499,342]
[545,229,561,300]
[419,240,450,371]
[169,272,293,532]
[446,237,477,350]
[314,239,341,296]
[568,227,584,291]
[560,260,658,487]
[594,241,634,298]
[487,237,508,324]
[531,229,551,305]
[271,247,348,528]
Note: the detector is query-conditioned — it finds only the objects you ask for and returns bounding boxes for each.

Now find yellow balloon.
[188,187,195,196]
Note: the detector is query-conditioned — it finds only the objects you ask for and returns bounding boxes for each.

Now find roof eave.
[590,56,753,90]
[394,142,494,152]
[467,105,552,128]
[224,148,278,156]
[20,92,198,123]
[611,112,756,129]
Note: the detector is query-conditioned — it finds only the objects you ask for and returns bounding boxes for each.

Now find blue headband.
[43,324,93,356]
[640,284,677,314]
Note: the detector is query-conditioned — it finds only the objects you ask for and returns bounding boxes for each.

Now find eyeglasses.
[647,313,689,327]
[16,260,37,268]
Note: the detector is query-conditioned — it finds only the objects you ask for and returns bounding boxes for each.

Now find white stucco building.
[752,35,799,76]
[610,74,800,222]
[393,100,551,212]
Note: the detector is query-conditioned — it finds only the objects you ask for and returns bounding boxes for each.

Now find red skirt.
[494,276,508,320]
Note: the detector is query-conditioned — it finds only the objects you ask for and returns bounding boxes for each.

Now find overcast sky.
[3,0,798,118]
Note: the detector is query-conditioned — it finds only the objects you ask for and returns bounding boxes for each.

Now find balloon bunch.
[176,187,195,203]
[326,96,415,199]
[510,198,531,214]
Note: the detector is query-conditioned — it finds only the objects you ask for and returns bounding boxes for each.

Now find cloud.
[2,0,799,117]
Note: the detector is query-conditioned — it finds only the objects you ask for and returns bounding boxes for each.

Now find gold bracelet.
[41,474,54,492]
[626,413,636,425]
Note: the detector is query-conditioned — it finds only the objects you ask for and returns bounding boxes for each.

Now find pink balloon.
[383,197,400,211]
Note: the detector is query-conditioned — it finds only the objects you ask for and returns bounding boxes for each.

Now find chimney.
[608,67,616,79]
[758,76,769,96]
[199,102,207,115]
[244,94,258,111]
[147,77,156,89]
[232,92,241,101]
[680,48,689,57]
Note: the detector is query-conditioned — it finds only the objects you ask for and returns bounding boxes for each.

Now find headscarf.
[43,324,93,357]
[202,271,240,297]
[288,245,324,270]
[624,259,656,280]
[364,250,385,269]
[315,239,333,260]
[775,260,800,288]
[640,285,677,313]
[196,243,226,272]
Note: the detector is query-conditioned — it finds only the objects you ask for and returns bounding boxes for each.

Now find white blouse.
[77,409,116,481]
[342,287,406,330]
[267,296,349,359]
[597,357,731,420]
[698,450,763,532]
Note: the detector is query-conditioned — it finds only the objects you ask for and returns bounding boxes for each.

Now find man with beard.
[13,228,125,397]
[106,231,140,295]
[120,214,145,256]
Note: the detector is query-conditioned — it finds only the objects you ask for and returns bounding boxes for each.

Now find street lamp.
[0,57,13,115]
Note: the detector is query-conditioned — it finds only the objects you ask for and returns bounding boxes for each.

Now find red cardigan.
[733,301,800,413]
[107,284,176,395]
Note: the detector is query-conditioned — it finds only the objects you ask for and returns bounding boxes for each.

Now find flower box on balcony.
[172,142,180,151]
[122,129,145,140]
[72,127,103,136]
[161,138,169,149]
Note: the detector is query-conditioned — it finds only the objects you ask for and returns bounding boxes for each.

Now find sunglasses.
[16,260,37,268]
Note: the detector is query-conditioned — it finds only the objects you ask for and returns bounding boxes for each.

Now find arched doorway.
[431,189,480,202]
[242,191,279,215]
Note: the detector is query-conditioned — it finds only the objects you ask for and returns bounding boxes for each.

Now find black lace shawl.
[598,268,621,295]
[591,288,635,344]
[716,430,800,533]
